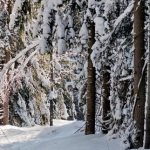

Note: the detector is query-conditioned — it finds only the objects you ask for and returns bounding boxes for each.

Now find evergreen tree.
[0,0,12,125]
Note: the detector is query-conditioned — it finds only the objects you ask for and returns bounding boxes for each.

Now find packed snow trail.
[0,120,121,150]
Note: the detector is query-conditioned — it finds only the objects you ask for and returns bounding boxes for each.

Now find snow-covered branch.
[0,41,39,90]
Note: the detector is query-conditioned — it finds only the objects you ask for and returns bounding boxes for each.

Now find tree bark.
[85,20,96,135]
[50,98,53,126]
[50,53,53,126]
[0,0,12,126]
[102,66,110,134]
[0,99,9,125]
[144,1,150,148]
[133,0,145,148]
[0,51,11,125]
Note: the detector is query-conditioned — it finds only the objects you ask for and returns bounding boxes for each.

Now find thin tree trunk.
[133,0,145,148]
[102,66,110,134]
[50,53,53,126]
[50,99,53,126]
[0,51,11,125]
[0,0,12,125]
[0,100,9,125]
[6,51,11,63]
[85,20,96,135]
[144,0,150,148]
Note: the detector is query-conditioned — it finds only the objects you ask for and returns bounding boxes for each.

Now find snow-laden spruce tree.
[75,0,135,144]
[8,0,78,126]
[0,0,13,125]
[90,0,134,147]
[0,0,52,126]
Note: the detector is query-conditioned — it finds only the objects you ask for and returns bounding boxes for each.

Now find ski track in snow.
[0,120,121,150]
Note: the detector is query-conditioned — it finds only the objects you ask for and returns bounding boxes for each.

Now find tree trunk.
[0,100,9,125]
[85,20,96,135]
[50,98,53,126]
[144,0,150,148]
[50,53,53,126]
[6,51,11,63]
[133,0,145,148]
[0,0,12,126]
[102,66,110,134]
[0,51,11,125]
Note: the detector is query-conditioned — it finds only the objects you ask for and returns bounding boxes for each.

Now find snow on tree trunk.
[144,0,150,148]
[0,51,11,125]
[0,90,9,125]
[0,0,11,125]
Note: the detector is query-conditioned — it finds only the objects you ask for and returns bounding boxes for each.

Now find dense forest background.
[0,0,150,149]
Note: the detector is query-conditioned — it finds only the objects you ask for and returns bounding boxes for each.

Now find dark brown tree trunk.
[85,20,96,135]
[102,66,110,134]
[50,98,53,126]
[50,53,53,126]
[144,1,150,148]
[133,0,145,148]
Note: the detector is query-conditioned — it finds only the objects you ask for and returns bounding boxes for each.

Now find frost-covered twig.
[21,47,39,70]
[8,47,40,87]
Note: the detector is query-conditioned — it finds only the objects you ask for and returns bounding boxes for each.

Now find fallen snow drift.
[0,119,142,150]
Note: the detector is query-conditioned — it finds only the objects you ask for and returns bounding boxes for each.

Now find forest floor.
[0,120,146,150]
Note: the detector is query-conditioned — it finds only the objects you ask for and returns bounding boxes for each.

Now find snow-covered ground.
[0,120,146,150]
